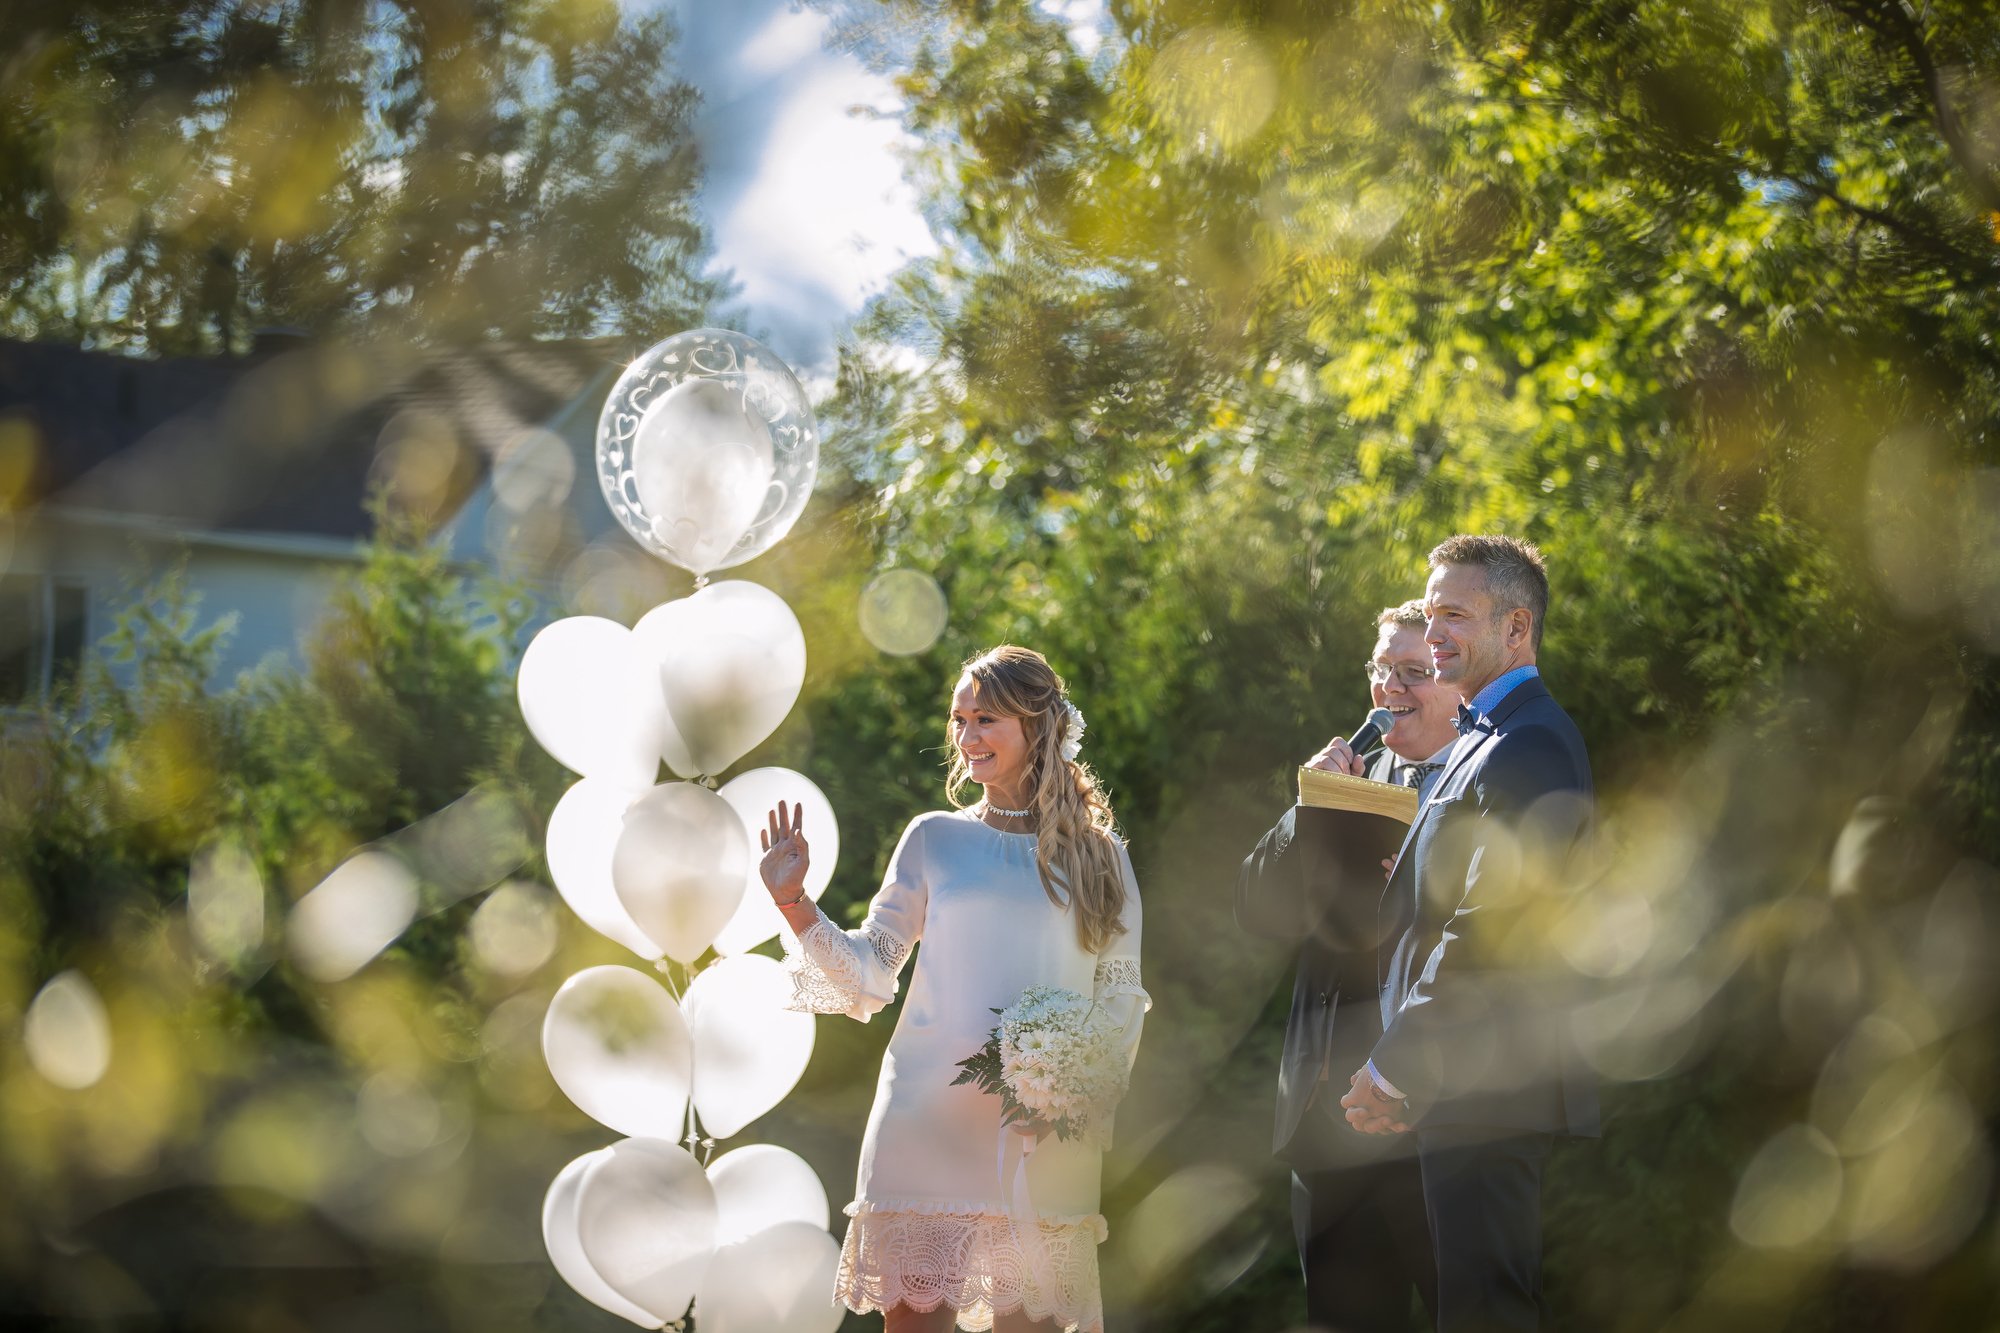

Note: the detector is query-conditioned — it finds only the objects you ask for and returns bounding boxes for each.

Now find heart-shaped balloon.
[694,1221,844,1333]
[576,1138,717,1323]
[518,617,689,787]
[707,1144,830,1245]
[542,966,692,1139]
[542,1150,666,1328]
[632,583,806,779]
[612,783,748,964]
[546,779,660,960]
[711,768,839,956]
[683,954,815,1139]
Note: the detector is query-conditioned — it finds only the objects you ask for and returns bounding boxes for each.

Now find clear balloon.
[546,778,661,960]
[632,582,806,779]
[576,1138,717,1323]
[596,329,819,577]
[707,1144,831,1245]
[683,954,816,1139]
[711,768,840,956]
[612,782,749,964]
[695,1221,845,1333]
[517,616,684,786]
[542,966,692,1139]
[542,1150,665,1329]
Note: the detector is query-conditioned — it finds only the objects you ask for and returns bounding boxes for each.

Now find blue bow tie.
[1455,703,1491,736]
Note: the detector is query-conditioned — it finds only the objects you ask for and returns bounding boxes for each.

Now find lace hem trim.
[836,1205,1105,1333]
[845,1198,1109,1239]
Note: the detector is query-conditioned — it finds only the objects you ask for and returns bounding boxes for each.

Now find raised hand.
[758,801,809,903]
[1305,736,1368,777]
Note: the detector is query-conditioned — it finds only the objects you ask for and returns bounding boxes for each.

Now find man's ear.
[1507,607,1534,649]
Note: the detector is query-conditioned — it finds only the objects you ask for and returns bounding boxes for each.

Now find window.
[0,575,90,706]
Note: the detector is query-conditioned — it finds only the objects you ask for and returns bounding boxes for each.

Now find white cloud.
[641,0,936,370]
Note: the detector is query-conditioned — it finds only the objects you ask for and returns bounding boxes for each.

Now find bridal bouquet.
[952,984,1128,1142]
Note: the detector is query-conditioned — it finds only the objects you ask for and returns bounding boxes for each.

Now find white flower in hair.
[1060,701,1086,762]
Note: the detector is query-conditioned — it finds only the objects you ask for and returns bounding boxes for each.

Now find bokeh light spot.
[356,1070,444,1158]
[491,426,576,512]
[23,970,112,1090]
[1729,1124,1842,1249]
[288,849,418,982]
[469,880,559,977]
[187,838,266,967]
[858,568,948,656]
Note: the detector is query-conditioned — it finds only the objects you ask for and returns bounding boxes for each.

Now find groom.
[1340,535,1598,1333]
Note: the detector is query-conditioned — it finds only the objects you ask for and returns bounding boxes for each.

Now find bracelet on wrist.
[773,890,805,907]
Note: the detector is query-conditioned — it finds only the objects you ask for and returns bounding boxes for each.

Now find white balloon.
[542,1150,666,1328]
[546,779,661,960]
[595,329,820,578]
[577,1138,718,1323]
[613,782,748,964]
[712,768,839,956]
[542,966,692,1139]
[683,954,816,1139]
[632,583,806,779]
[631,378,776,577]
[695,1221,844,1333]
[707,1145,831,1245]
[518,617,685,786]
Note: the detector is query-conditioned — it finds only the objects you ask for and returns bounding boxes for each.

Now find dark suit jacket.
[1237,749,1409,1164]
[1372,677,1600,1137]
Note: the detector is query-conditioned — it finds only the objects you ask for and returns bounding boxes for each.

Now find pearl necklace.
[983,799,1033,819]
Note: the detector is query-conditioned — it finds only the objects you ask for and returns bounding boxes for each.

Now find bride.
[757,645,1150,1333]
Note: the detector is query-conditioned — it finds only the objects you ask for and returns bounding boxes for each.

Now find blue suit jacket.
[1371,677,1600,1136]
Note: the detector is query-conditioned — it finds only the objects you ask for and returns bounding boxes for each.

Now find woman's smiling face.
[951,678,1031,800]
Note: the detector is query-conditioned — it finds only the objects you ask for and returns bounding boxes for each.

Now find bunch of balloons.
[517,330,843,1332]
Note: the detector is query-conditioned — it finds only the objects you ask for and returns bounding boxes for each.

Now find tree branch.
[1843,0,2000,213]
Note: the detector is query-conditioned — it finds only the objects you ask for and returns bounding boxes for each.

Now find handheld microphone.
[1348,706,1396,757]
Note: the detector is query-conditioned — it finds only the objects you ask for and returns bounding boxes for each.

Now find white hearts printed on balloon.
[542,1150,666,1329]
[682,954,815,1140]
[612,783,748,964]
[518,617,692,787]
[542,966,692,1140]
[632,582,806,779]
[545,780,661,960]
[706,1144,831,1246]
[711,768,840,956]
[594,328,820,578]
[695,1221,845,1333]
[575,1138,718,1323]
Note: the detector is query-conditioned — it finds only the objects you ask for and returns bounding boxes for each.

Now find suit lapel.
[1379,677,1551,882]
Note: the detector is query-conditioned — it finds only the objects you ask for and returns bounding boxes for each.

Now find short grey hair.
[1376,599,1427,633]
[1428,534,1549,650]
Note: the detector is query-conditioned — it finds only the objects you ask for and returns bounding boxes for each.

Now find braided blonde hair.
[946,645,1128,953]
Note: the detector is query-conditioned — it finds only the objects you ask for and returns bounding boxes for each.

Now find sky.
[646,0,1110,374]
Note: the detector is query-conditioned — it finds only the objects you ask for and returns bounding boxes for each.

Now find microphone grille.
[1366,706,1395,734]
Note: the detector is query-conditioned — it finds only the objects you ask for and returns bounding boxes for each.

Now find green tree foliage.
[788,1,2000,1327]
[0,0,720,352]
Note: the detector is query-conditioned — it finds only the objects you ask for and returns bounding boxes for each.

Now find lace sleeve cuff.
[782,911,912,1021]
[1092,957,1152,1013]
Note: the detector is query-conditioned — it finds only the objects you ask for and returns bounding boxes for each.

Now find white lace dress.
[782,808,1150,1333]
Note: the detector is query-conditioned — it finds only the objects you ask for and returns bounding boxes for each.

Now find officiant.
[1233,599,1456,1332]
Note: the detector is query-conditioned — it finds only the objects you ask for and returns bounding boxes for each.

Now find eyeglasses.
[1363,660,1435,687]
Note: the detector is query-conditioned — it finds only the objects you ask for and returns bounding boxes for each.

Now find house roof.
[0,335,620,542]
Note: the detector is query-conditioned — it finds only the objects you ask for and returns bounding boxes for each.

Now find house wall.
[4,506,363,697]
